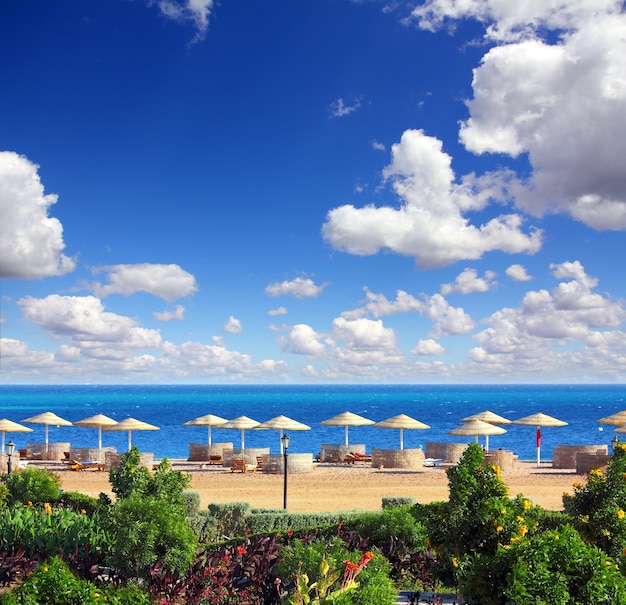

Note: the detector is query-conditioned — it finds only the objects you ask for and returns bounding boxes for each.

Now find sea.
[1,384,625,461]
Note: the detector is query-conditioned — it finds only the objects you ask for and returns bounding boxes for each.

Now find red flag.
[536,427,541,448]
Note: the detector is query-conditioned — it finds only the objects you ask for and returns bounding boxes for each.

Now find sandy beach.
[44,459,582,513]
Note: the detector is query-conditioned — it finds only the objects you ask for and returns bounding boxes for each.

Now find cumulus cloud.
[151,0,215,41]
[18,295,162,349]
[279,324,326,356]
[506,264,533,282]
[0,151,76,279]
[265,277,329,299]
[440,268,496,295]
[407,0,621,41]
[407,1,626,231]
[412,338,447,356]
[471,261,625,361]
[331,316,397,350]
[267,306,288,316]
[328,98,362,118]
[90,263,197,302]
[153,305,186,321]
[372,140,386,151]
[322,129,542,268]
[223,315,242,334]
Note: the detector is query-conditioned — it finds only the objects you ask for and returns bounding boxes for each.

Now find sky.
[1,0,625,385]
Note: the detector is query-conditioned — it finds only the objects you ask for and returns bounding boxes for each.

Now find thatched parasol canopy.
[255,415,311,453]
[374,414,430,450]
[74,414,118,449]
[320,411,375,446]
[22,412,73,447]
[216,416,260,452]
[104,417,159,452]
[0,419,33,452]
[183,414,228,448]
[512,412,567,467]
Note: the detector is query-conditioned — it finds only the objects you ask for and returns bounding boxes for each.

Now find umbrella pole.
[127,430,132,452]
[45,424,49,453]
[399,428,404,450]
[1,432,4,453]
[208,426,212,451]
[345,425,349,446]
[279,428,284,455]
[486,435,489,452]
[241,429,245,458]
[98,427,103,449]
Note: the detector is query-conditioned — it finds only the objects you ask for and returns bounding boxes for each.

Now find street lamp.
[6,440,16,474]
[281,433,290,510]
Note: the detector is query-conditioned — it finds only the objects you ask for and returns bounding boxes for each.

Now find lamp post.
[6,440,16,474]
[281,433,290,510]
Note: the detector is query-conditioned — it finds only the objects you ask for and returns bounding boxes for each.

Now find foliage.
[109,446,190,510]
[276,537,396,605]
[461,525,626,605]
[381,496,416,509]
[57,491,101,516]
[206,502,252,540]
[2,468,60,507]
[183,491,201,516]
[103,493,197,584]
[0,504,107,562]
[149,534,283,605]
[563,440,626,560]
[0,484,9,511]
[0,557,152,605]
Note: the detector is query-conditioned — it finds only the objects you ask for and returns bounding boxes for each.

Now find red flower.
[236,546,246,556]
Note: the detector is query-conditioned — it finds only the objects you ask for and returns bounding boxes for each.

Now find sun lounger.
[344,452,372,464]
[70,459,105,471]
[208,454,223,465]
[230,459,257,473]
[422,458,444,467]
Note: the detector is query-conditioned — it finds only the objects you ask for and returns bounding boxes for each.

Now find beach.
[49,459,580,512]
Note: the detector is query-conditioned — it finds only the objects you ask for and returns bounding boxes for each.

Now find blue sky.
[1,0,625,384]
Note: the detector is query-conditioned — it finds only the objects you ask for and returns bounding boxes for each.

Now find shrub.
[58,491,100,515]
[3,468,60,506]
[382,496,416,508]
[187,510,219,543]
[0,556,153,605]
[563,440,626,560]
[103,493,197,583]
[207,501,252,539]
[183,490,201,516]
[276,537,396,605]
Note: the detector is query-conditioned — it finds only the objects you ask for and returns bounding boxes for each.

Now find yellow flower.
[616,509,625,519]
[580,515,589,523]
[516,516,524,523]
[496,525,504,532]
[500,508,507,515]
[519,525,528,536]
[27,501,33,507]
[573,482,582,489]
[43,502,52,515]
[605,560,612,566]
[554,534,559,540]
[522,499,531,510]
[510,536,519,543]
[43,566,48,572]
[501,544,510,550]
[451,557,459,568]
[603,529,611,537]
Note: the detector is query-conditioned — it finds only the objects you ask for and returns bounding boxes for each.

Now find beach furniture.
[230,458,256,473]
[69,459,105,471]
[422,458,444,467]
[344,452,372,464]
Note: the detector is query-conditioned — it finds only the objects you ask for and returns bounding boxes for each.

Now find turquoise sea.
[1,384,625,461]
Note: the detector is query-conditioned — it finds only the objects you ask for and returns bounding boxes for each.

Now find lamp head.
[281,433,291,452]
[6,440,16,457]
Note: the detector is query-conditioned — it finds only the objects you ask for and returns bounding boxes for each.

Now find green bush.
[104,493,197,583]
[187,509,219,542]
[347,506,428,552]
[182,490,201,516]
[563,440,626,560]
[58,491,101,515]
[276,537,396,605]
[461,525,626,605]
[382,496,416,508]
[3,467,60,506]
[0,557,152,605]
[207,501,252,538]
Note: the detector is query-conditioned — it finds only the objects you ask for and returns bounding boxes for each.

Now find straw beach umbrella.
[255,415,311,454]
[183,414,228,449]
[448,419,507,451]
[104,417,159,452]
[74,414,118,448]
[216,416,260,454]
[460,411,512,452]
[374,414,430,450]
[22,412,73,451]
[0,419,33,453]
[320,411,375,446]
[598,411,626,426]
[512,412,567,468]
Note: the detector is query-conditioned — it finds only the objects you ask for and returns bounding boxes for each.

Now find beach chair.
[70,459,105,472]
[208,454,223,465]
[230,459,247,473]
[256,456,264,471]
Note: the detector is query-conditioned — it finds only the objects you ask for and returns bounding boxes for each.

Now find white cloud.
[440,268,496,295]
[407,0,621,42]
[18,294,162,349]
[412,338,447,356]
[372,140,386,151]
[267,306,288,316]
[0,151,76,279]
[223,315,242,334]
[265,277,329,299]
[279,324,326,356]
[506,264,533,282]
[153,305,186,321]
[322,129,543,268]
[152,0,215,41]
[90,263,198,302]
[328,97,362,118]
[471,261,626,368]
[331,317,397,350]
